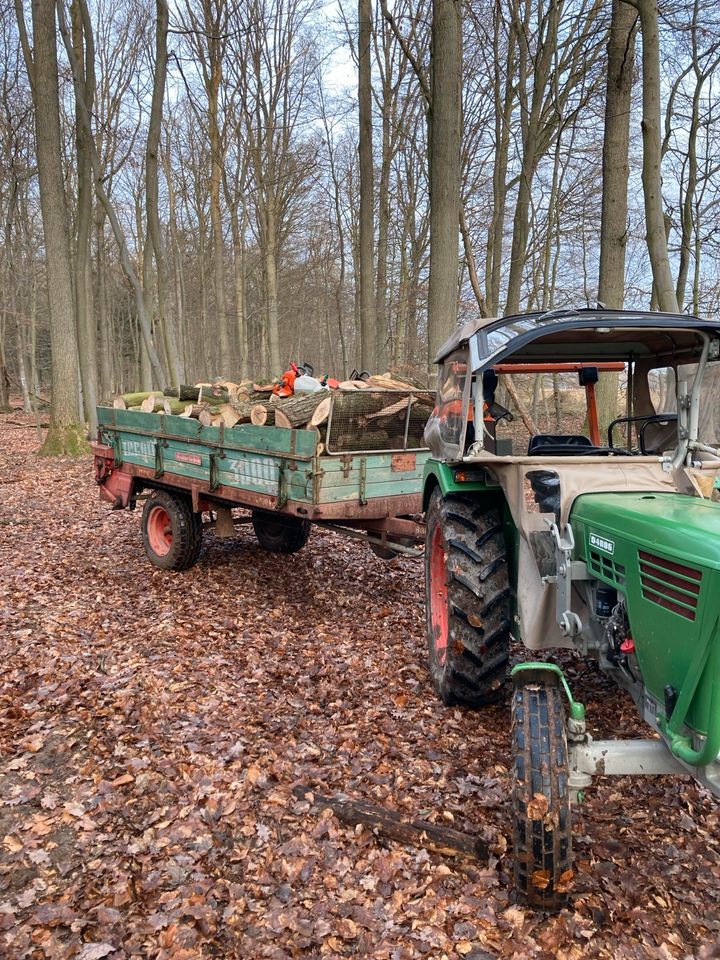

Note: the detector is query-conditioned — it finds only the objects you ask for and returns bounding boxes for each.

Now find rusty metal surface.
[391,453,417,473]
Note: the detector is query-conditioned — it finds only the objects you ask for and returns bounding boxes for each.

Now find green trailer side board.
[97,406,429,510]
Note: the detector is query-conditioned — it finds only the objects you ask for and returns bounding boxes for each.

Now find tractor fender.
[422,459,499,511]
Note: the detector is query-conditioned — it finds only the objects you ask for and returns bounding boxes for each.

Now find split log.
[364,394,434,423]
[310,396,332,428]
[198,409,213,427]
[292,785,488,860]
[229,399,254,422]
[272,392,330,428]
[251,404,277,426]
[140,394,159,413]
[274,409,292,430]
[159,398,187,416]
[113,396,126,410]
[334,429,389,451]
[365,396,411,421]
[366,373,426,390]
[218,404,240,428]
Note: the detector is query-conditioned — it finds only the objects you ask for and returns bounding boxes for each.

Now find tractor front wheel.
[251,511,311,554]
[141,490,203,571]
[511,674,572,911]
[424,489,511,707]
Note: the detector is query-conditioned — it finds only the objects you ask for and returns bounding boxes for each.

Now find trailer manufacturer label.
[175,452,203,466]
[589,532,615,555]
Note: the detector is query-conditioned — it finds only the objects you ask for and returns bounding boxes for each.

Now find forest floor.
[1,405,719,960]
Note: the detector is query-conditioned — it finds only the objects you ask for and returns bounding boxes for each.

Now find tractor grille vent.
[639,550,702,621]
[588,550,626,587]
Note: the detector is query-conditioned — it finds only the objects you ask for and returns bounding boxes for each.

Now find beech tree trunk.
[427,0,462,371]
[598,0,638,430]
[635,0,679,313]
[358,0,377,371]
[16,0,85,454]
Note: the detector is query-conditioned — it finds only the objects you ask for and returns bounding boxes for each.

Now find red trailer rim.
[147,505,173,556]
[429,522,449,665]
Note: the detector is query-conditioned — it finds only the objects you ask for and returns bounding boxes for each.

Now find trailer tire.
[251,511,311,554]
[142,490,203,571]
[511,675,572,911]
[424,489,511,707]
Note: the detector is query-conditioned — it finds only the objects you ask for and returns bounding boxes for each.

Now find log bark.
[228,398,254,422]
[273,392,329,427]
[121,391,156,406]
[251,404,277,426]
[165,384,230,404]
[292,785,488,860]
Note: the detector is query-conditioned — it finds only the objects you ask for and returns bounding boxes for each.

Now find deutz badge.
[590,532,615,555]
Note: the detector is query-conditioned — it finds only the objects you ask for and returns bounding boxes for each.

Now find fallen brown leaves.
[1,405,720,959]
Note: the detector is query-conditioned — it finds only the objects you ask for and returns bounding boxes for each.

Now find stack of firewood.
[112,372,434,452]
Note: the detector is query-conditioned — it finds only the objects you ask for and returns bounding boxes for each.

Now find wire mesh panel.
[325,390,436,454]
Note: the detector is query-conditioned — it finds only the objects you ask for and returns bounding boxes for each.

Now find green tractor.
[422,307,720,910]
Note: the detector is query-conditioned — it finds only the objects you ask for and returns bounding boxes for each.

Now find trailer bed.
[93,401,431,556]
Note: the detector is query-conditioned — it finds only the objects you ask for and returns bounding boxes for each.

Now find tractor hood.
[571,492,720,571]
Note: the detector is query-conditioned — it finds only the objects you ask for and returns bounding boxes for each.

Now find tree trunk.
[71,0,98,435]
[636,0,679,313]
[598,0,638,431]
[427,0,462,370]
[147,0,181,388]
[358,0,376,371]
[17,0,85,454]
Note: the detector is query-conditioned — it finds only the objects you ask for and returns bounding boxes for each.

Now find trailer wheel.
[142,490,203,571]
[424,489,510,707]
[251,511,311,554]
[511,674,572,911]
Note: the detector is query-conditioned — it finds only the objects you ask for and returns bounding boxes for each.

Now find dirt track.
[1,409,719,959]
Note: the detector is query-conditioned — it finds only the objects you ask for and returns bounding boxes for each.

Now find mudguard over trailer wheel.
[511,672,572,911]
[142,490,203,570]
[252,510,311,554]
[424,489,511,706]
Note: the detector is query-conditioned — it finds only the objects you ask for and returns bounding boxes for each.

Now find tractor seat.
[527,434,594,456]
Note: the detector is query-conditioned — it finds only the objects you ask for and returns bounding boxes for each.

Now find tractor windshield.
[682,359,720,448]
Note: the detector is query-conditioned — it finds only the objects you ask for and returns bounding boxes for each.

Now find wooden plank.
[96,406,317,459]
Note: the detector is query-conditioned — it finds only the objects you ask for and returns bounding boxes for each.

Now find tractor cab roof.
[435,307,720,371]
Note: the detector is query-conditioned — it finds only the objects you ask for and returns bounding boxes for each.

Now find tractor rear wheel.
[142,490,203,571]
[424,489,511,707]
[251,511,311,554]
[511,674,572,911]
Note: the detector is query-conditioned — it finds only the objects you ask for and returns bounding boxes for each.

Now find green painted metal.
[511,662,586,721]
[571,491,720,745]
[97,406,429,509]
[421,459,498,508]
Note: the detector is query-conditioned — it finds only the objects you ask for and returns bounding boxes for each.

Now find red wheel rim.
[429,521,449,665]
[147,505,173,556]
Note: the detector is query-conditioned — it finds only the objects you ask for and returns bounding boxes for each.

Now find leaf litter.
[1,408,719,958]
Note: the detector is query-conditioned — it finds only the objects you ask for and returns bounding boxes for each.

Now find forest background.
[0,0,718,449]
